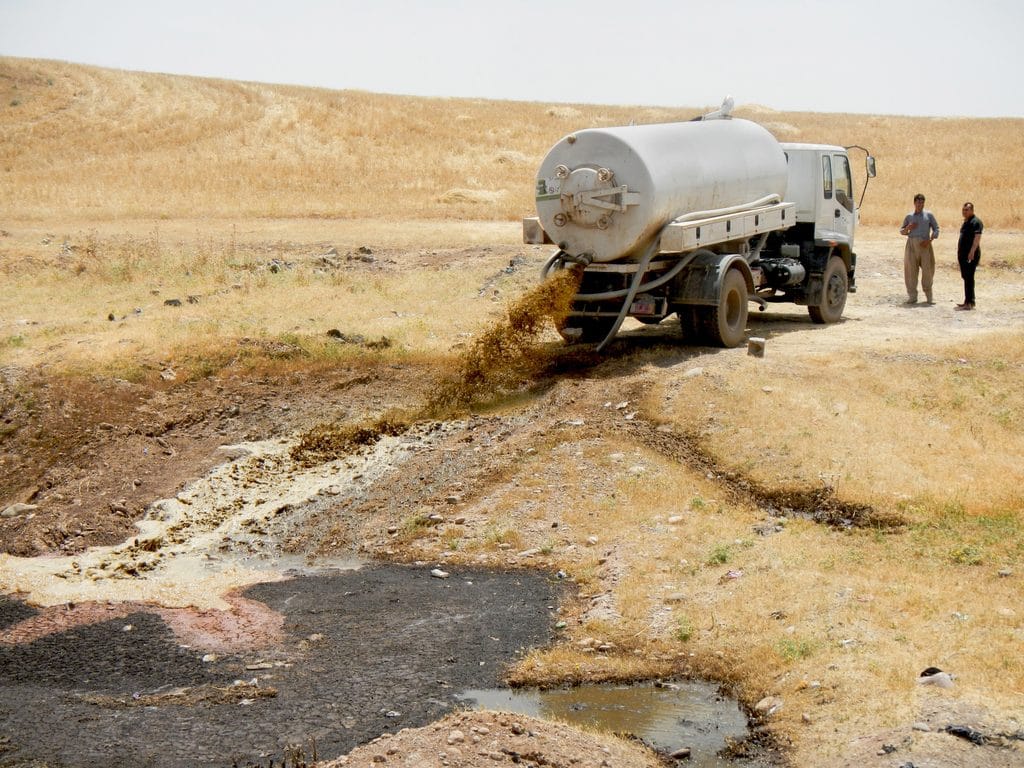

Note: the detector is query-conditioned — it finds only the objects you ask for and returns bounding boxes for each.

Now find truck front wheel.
[700,268,748,347]
[808,256,848,324]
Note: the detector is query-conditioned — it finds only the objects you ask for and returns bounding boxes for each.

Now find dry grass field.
[2,57,1024,767]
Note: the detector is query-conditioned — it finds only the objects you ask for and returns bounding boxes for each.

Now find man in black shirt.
[956,202,983,310]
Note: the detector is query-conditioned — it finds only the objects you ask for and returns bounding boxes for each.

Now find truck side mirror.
[866,156,877,178]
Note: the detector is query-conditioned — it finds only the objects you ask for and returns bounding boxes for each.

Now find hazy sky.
[2,0,1021,118]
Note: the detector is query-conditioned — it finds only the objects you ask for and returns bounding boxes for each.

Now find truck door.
[830,153,854,243]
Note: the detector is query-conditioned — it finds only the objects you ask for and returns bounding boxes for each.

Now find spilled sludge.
[0,423,459,612]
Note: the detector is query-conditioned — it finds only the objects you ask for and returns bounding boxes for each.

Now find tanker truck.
[523,100,876,349]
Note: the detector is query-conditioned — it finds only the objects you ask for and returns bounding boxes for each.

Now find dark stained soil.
[0,563,561,767]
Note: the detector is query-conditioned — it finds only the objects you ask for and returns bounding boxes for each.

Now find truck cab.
[758,143,874,324]
[781,143,857,251]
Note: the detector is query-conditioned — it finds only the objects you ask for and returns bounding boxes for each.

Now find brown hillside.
[2,56,1022,228]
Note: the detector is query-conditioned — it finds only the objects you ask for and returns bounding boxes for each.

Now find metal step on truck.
[523,99,876,350]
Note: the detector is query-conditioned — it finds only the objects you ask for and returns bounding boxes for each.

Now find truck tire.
[808,256,848,324]
[677,306,700,340]
[700,268,748,347]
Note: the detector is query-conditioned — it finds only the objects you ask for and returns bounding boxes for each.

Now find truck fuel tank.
[534,118,788,264]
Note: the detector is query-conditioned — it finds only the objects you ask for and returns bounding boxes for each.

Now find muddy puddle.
[457,682,748,765]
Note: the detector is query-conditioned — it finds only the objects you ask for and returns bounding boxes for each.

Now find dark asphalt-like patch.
[0,563,560,767]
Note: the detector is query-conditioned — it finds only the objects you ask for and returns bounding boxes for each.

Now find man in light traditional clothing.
[899,193,940,304]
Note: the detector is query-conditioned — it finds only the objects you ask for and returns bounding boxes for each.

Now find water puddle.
[457,681,748,765]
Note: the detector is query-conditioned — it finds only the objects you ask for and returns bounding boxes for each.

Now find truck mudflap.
[671,251,755,307]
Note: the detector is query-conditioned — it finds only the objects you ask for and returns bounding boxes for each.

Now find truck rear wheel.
[808,256,848,324]
[677,306,700,340]
[700,268,748,347]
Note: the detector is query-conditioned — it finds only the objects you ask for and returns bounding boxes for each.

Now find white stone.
[1,503,37,518]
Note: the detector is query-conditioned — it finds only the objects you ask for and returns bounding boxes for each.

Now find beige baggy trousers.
[904,238,935,303]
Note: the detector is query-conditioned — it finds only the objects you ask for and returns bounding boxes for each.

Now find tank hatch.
[554,165,640,230]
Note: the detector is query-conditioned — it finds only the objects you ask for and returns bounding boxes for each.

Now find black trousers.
[958,256,980,304]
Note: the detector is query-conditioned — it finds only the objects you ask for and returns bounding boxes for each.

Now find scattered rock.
[917,667,954,688]
[431,568,450,579]
[326,329,392,350]
[944,724,987,745]
[1,503,38,518]
[754,696,783,716]
[217,445,254,460]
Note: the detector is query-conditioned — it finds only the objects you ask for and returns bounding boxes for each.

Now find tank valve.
[597,168,613,182]
[555,164,570,180]
[553,213,568,227]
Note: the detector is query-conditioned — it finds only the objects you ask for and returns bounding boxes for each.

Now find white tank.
[534,118,788,263]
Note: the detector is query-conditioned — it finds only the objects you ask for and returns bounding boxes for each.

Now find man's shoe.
[904,298,918,305]
[955,303,974,311]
